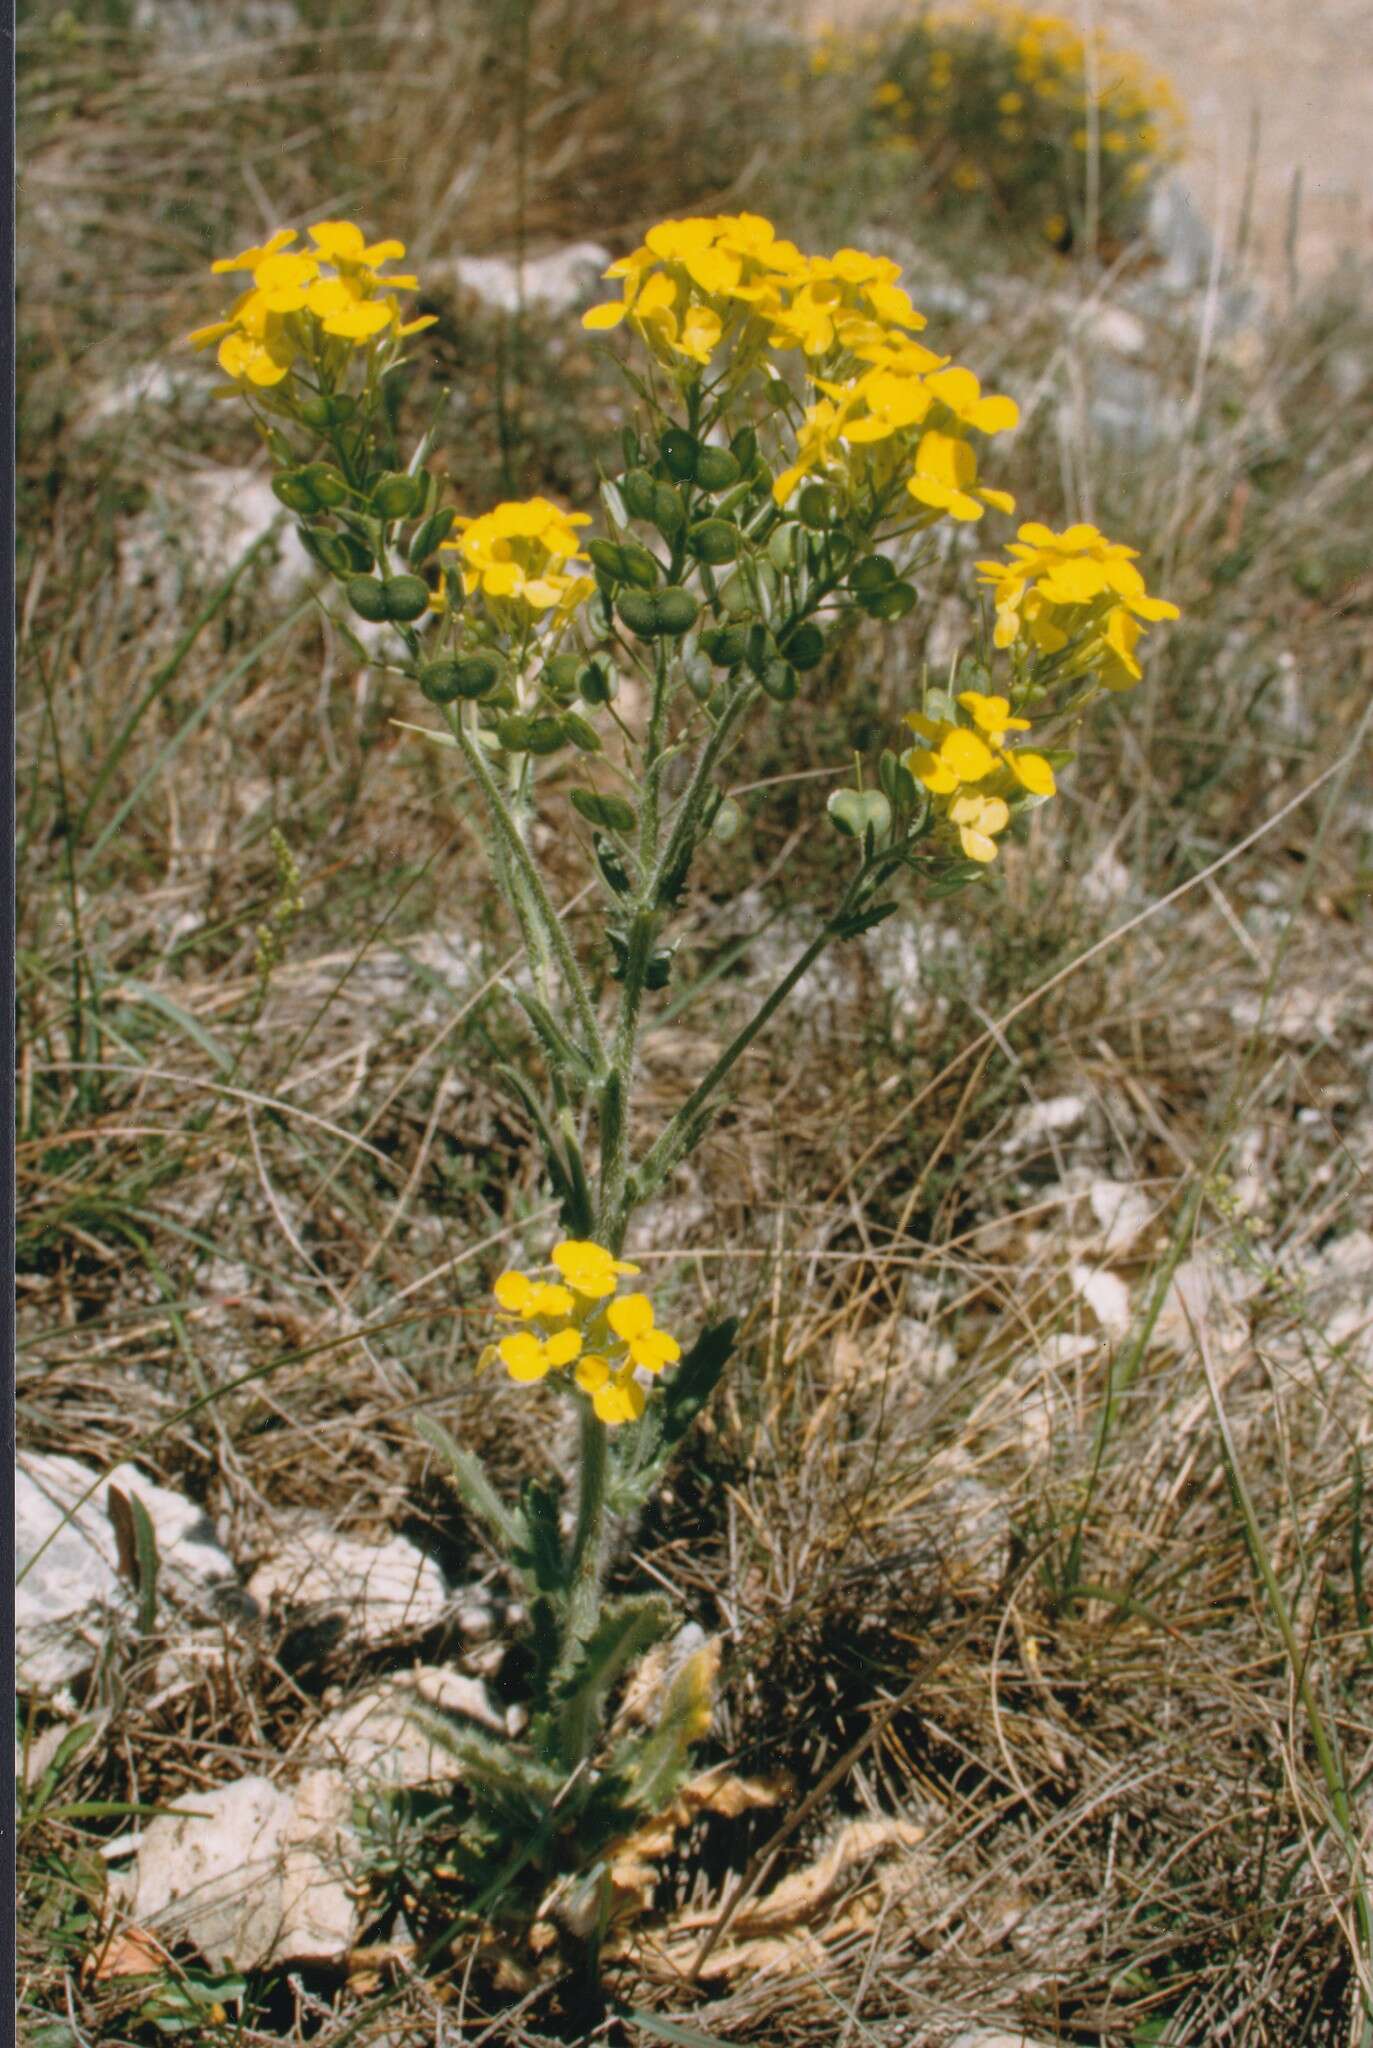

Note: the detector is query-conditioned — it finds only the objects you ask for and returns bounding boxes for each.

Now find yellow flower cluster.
[492,1240,682,1425]
[903,689,1056,862]
[584,214,1019,524]
[188,221,434,388]
[977,521,1179,688]
[443,498,596,621]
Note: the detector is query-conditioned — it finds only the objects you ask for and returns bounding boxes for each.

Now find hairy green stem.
[565,1403,608,1660]
[444,706,605,1066]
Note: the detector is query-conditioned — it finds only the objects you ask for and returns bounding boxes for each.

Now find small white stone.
[248,1521,448,1646]
[437,242,612,317]
[1088,1178,1154,1257]
[1084,304,1147,357]
[1068,1263,1132,1335]
[1004,1095,1087,1153]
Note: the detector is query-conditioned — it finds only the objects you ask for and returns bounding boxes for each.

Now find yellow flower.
[551,1239,640,1299]
[948,791,1012,862]
[606,1293,683,1374]
[493,1270,576,1320]
[907,430,1016,523]
[575,1354,646,1425]
[976,520,1178,684]
[443,498,594,619]
[499,1327,583,1383]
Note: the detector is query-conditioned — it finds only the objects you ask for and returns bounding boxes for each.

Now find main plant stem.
[565,1401,608,1661]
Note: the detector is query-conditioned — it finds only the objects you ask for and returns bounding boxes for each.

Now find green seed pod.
[372,471,425,520]
[730,425,759,472]
[827,788,892,838]
[701,624,749,667]
[860,579,917,621]
[578,653,617,705]
[659,427,700,481]
[688,518,739,566]
[651,481,686,539]
[272,472,318,515]
[381,574,433,623]
[685,653,714,702]
[619,542,661,590]
[768,524,798,573]
[297,525,350,575]
[417,658,466,704]
[850,554,896,594]
[694,445,742,492]
[302,462,349,507]
[571,788,637,834]
[445,653,503,700]
[760,658,798,702]
[542,653,583,703]
[298,396,334,431]
[496,714,533,751]
[523,715,568,756]
[408,508,457,565]
[589,538,627,582]
[337,531,376,573]
[346,576,390,623]
[798,483,835,530]
[654,586,699,636]
[711,795,744,844]
[621,426,642,472]
[560,711,602,753]
[745,623,778,677]
[718,569,754,618]
[783,623,826,670]
[594,830,634,895]
[586,590,614,637]
[616,588,661,638]
[621,467,658,521]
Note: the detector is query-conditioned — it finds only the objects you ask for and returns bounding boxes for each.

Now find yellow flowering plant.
[185,207,1175,1980]
[828,3,1184,251]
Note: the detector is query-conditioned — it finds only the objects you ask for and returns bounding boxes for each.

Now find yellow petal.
[939,729,996,782]
[582,300,628,331]
[1009,751,1056,796]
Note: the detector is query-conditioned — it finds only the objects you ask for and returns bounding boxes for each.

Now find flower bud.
[688,519,739,566]
[694,446,742,492]
[659,427,700,481]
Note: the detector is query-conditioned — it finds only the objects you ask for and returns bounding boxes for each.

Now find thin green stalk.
[648,678,760,906]
[564,1403,608,1660]
[444,706,605,1066]
[639,637,673,861]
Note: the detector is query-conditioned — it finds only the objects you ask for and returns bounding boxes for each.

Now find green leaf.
[622,2011,744,2048]
[833,900,899,941]
[514,1481,566,1595]
[414,1415,525,1554]
[507,986,597,1085]
[553,1594,672,1768]
[107,1485,161,1635]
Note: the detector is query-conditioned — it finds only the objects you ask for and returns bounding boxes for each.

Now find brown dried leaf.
[88,1925,170,1981]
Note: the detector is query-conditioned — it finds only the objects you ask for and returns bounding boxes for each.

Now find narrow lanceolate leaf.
[507,985,597,1084]
[414,1415,525,1554]
[106,1485,161,1635]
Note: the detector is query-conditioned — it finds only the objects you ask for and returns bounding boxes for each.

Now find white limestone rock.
[247,1519,449,1648]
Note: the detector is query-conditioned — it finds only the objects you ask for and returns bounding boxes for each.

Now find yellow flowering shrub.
[816,4,1184,251]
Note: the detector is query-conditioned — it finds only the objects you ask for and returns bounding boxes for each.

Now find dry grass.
[15,2,1373,2043]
